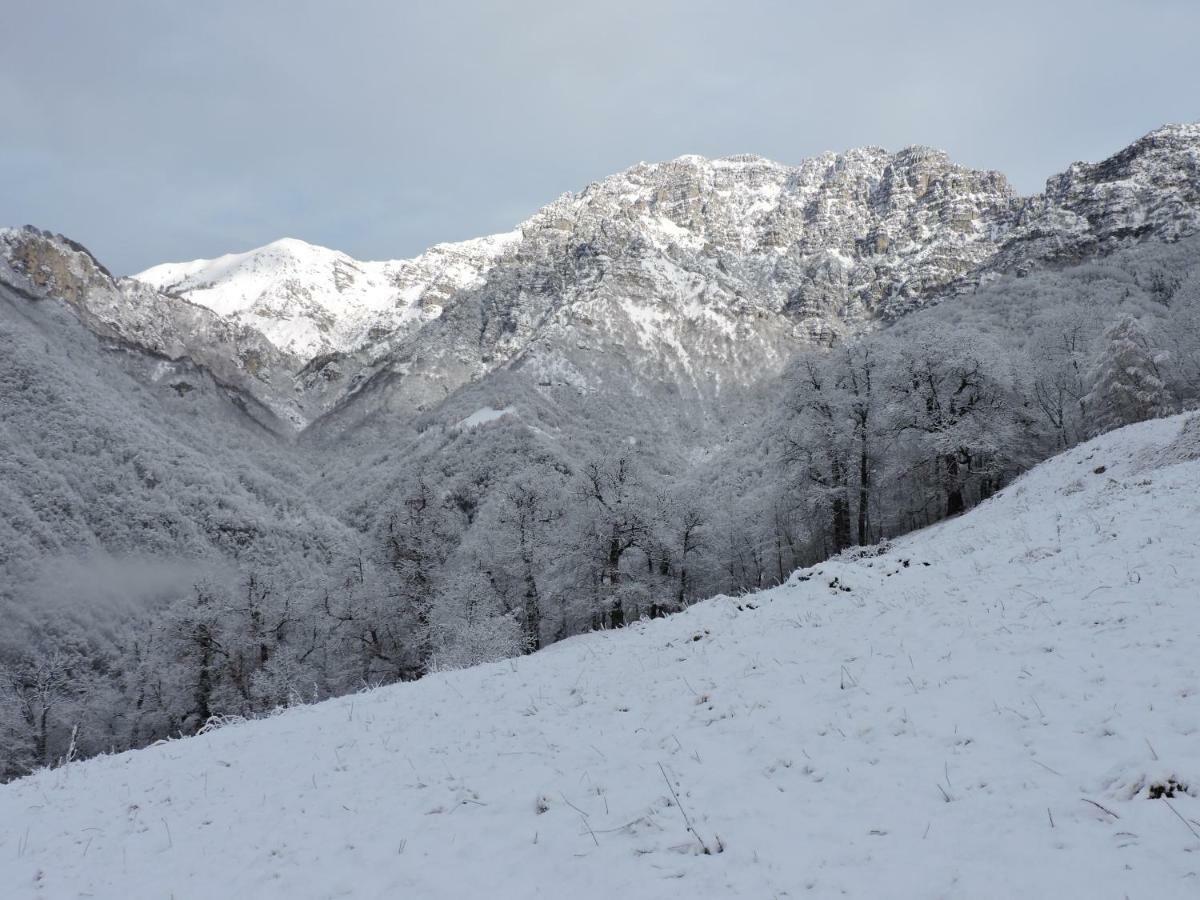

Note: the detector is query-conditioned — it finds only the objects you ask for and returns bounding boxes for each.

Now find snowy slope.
[3,415,1200,899]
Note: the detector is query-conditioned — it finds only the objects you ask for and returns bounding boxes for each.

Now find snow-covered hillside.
[3,415,1198,898]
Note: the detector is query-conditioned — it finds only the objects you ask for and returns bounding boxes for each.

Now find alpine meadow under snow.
[2,119,1200,896]
[2,415,1198,898]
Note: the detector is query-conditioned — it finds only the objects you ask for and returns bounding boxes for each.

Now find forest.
[2,235,1199,779]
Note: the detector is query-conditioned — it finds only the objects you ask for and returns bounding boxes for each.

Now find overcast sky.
[2,0,1197,274]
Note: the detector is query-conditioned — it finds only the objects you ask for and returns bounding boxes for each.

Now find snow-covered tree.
[781,351,855,552]
[1083,316,1173,436]
[384,479,455,676]
[1025,304,1094,449]
[887,327,1022,519]
[572,456,652,629]
[0,650,80,773]
[426,565,525,673]
[1159,274,1200,405]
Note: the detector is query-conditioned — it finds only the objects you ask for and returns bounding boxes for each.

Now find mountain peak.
[133,230,518,361]
[1141,121,1200,142]
[1026,120,1200,252]
[263,235,325,253]
[666,152,784,169]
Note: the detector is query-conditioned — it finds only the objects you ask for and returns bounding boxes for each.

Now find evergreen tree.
[1083,316,1172,436]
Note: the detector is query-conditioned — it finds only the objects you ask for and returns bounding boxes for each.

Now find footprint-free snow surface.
[4,416,1200,899]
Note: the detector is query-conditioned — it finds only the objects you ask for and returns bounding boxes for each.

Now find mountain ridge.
[128,119,1200,354]
[3,123,1197,434]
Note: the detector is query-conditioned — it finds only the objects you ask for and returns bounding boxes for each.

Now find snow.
[455,406,515,430]
[827,248,855,268]
[133,232,519,361]
[3,415,1200,898]
[643,215,702,251]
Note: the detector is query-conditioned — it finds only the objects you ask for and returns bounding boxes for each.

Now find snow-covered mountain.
[132,123,1200,368]
[3,413,1197,899]
[998,121,1200,268]
[135,232,520,360]
[2,124,1197,435]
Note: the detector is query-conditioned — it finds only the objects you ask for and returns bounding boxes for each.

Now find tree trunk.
[857,428,870,546]
[518,517,542,651]
[944,453,965,517]
[830,454,851,552]
[195,634,212,727]
[36,706,49,767]
[677,528,692,605]
[606,531,624,629]
[522,573,541,651]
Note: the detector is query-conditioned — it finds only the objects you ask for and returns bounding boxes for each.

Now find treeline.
[3,237,1199,779]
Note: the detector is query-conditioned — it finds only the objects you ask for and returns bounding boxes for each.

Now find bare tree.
[1,650,79,770]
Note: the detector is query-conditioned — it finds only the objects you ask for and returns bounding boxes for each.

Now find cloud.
[2,0,1197,273]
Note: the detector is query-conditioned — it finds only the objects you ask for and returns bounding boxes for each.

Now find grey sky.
[2,0,1197,274]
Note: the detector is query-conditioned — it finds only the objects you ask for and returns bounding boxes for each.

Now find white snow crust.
[455,406,515,430]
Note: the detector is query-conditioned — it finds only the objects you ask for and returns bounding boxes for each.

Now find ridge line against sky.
[2,0,1198,274]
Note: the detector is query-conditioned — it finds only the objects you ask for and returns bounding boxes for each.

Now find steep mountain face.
[516,145,1016,335]
[2,123,1198,438]
[995,122,1200,271]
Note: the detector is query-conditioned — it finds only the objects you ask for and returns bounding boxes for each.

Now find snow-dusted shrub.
[429,613,525,673]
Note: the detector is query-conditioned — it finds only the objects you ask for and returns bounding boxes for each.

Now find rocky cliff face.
[302,123,1199,433]
[521,146,1018,333]
[5,123,1198,433]
[995,122,1200,270]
